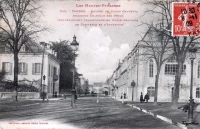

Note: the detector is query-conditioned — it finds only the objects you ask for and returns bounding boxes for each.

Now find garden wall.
[0,92,40,99]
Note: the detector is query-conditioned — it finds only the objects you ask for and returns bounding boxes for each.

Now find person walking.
[124,92,126,99]
[13,90,18,102]
[140,92,144,103]
[144,93,150,102]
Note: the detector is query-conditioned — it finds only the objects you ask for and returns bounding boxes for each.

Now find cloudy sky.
[40,0,149,84]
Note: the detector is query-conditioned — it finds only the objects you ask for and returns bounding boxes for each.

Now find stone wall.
[0,92,40,99]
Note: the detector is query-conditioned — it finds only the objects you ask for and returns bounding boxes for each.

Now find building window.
[147,87,155,97]
[2,62,12,74]
[19,63,28,74]
[149,59,153,77]
[53,66,57,81]
[51,66,54,77]
[32,63,41,74]
[20,45,29,52]
[165,64,186,75]
[58,68,60,77]
[198,61,200,78]
[54,67,57,75]
[196,88,200,98]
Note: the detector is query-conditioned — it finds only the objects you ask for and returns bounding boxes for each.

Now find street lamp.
[70,35,79,108]
[131,80,136,102]
[43,75,46,102]
[40,42,48,101]
[187,43,198,124]
[97,87,100,103]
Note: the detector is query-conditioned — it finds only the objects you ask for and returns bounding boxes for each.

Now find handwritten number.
[186,21,193,26]
[189,7,195,13]
[197,3,200,8]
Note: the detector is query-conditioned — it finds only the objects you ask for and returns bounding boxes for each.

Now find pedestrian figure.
[178,99,196,112]
[13,90,18,102]
[124,93,126,99]
[121,93,123,99]
[144,93,150,102]
[91,91,95,97]
[140,92,144,103]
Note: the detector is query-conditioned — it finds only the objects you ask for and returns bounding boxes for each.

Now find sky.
[40,0,150,84]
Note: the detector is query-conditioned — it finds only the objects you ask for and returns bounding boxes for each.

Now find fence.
[0,81,39,92]
[0,92,40,99]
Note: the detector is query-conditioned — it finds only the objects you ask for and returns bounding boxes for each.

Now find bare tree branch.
[0,0,49,101]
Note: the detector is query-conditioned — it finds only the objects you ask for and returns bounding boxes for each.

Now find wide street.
[0,97,181,129]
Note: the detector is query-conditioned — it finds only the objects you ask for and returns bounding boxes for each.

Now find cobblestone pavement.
[0,97,181,129]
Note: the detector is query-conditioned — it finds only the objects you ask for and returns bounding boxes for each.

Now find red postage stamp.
[172,2,200,36]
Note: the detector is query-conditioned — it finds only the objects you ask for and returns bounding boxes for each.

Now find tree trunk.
[154,67,161,105]
[171,61,182,109]
[13,51,19,102]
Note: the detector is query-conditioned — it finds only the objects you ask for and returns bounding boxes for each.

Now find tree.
[143,0,200,108]
[0,0,47,101]
[140,25,173,105]
[0,71,5,81]
[84,80,89,95]
[51,40,78,91]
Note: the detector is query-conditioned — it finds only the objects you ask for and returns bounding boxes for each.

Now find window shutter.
[32,63,35,75]
[25,63,28,75]
[2,62,5,72]
[9,63,12,75]
[40,63,42,73]
[18,63,21,74]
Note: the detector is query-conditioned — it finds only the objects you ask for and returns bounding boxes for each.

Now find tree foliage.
[51,40,78,91]
[0,0,47,101]
[140,26,173,105]
[143,0,200,108]
[0,71,5,81]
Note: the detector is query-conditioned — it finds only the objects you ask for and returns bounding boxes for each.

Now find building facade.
[108,31,200,103]
[76,77,89,95]
[91,82,110,95]
[0,43,60,98]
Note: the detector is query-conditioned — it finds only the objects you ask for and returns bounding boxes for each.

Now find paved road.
[0,97,181,129]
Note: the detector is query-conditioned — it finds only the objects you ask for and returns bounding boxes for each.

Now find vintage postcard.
[0,0,200,129]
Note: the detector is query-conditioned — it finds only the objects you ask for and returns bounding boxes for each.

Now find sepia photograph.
[0,0,200,129]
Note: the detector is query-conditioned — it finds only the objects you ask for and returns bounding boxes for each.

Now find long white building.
[108,29,200,103]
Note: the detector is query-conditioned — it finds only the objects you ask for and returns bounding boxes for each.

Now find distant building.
[92,82,110,95]
[0,42,60,98]
[77,77,89,95]
[88,85,94,93]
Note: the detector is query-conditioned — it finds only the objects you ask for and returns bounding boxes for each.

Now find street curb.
[27,98,65,101]
[127,104,188,129]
